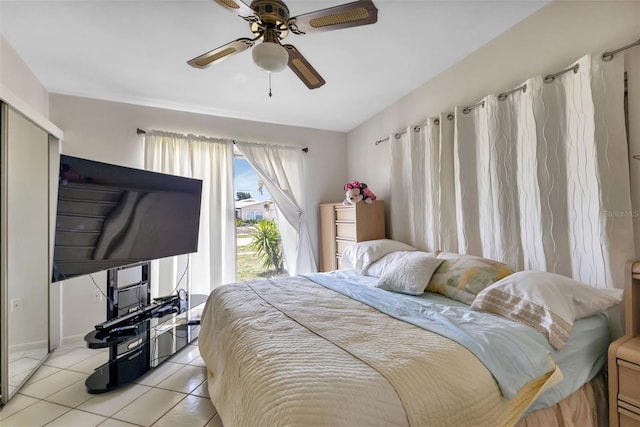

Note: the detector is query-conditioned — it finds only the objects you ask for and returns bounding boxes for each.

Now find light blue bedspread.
[303,270,557,400]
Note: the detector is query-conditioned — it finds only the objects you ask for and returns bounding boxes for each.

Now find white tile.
[0,394,39,421]
[205,414,224,427]
[7,351,26,362]
[0,400,69,426]
[8,357,41,378]
[45,409,107,427]
[168,345,200,364]
[188,355,207,367]
[45,348,97,369]
[23,349,48,359]
[156,365,207,394]
[44,378,94,408]
[77,384,150,417]
[190,380,209,398]
[97,418,139,427]
[152,395,217,427]
[135,361,183,387]
[55,342,87,352]
[68,352,110,374]
[24,366,61,384]
[7,370,31,388]
[19,370,86,399]
[112,388,185,426]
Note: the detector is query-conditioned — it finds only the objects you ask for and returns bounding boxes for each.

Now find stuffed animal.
[343,180,376,205]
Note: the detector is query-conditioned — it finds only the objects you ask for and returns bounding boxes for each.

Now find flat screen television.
[51,154,203,282]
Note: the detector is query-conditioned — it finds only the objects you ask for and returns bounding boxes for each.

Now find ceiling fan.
[187,0,378,89]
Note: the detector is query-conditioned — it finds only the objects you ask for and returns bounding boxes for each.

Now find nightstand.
[609,260,640,426]
[610,336,640,426]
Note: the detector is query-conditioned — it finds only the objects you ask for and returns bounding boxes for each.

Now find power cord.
[89,272,115,307]
[164,256,190,298]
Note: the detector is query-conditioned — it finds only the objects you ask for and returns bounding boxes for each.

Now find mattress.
[199,272,569,427]
[311,270,610,413]
[339,271,611,413]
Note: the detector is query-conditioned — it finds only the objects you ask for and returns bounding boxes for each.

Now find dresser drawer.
[336,223,356,239]
[619,360,640,408]
[335,207,355,221]
[619,406,640,427]
[336,240,354,257]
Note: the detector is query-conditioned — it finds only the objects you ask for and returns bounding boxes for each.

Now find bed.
[199,240,622,426]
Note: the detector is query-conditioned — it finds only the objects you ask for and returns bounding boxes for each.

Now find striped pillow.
[471,271,623,350]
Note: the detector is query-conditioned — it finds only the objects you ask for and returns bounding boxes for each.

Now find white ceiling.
[0,0,548,132]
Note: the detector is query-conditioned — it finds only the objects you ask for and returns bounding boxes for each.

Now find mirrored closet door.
[1,102,56,404]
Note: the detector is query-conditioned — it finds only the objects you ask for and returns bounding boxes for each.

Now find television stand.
[83,293,206,393]
[82,262,207,393]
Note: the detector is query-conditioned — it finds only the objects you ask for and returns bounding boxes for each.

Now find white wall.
[49,94,348,341]
[0,34,49,118]
[1,33,65,348]
[347,1,640,250]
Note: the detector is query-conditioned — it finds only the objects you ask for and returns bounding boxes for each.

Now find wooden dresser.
[318,200,385,272]
[609,259,640,426]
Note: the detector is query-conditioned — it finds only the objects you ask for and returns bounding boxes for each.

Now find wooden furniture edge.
[610,335,633,426]
[610,258,640,426]
[629,259,640,337]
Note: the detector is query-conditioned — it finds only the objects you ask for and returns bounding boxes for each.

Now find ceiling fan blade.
[212,0,258,22]
[284,45,326,90]
[288,0,378,35]
[187,38,255,68]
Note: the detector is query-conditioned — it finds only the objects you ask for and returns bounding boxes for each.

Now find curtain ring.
[544,63,580,83]
[463,100,485,114]
[394,133,402,140]
[414,126,421,132]
[447,113,455,120]
[434,118,440,125]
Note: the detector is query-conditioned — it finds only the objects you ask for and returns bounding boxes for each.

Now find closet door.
[1,104,50,404]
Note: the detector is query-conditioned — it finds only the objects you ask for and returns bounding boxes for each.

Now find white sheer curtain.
[389,52,634,289]
[438,113,458,253]
[235,141,317,275]
[144,133,236,296]
[453,53,634,288]
[389,122,441,252]
[542,53,633,288]
[389,131,412,245]
[455,94,523,268]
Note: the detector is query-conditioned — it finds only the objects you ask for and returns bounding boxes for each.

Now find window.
[234,155,285,280]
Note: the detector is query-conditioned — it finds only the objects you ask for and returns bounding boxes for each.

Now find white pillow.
[471,270,623,350]
[340,239,416,273]
[375,252,443,295]
[366,250,434,278]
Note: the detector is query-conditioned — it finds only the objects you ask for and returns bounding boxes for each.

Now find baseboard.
[8,339,48,354]
[61,334,87,347]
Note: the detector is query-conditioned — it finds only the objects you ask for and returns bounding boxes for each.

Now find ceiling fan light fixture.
[252,41,289,72]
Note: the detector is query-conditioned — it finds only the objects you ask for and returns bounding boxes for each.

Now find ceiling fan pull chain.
[269,72,273,98]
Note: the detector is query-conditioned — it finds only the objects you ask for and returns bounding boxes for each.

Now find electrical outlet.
[11,298,23,312]
[93,289,103,303]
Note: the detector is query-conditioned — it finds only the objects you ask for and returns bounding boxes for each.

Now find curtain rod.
[137,128,308,153]
[602,38,640,62]
[374,121,438,145]
[374,35,640,146]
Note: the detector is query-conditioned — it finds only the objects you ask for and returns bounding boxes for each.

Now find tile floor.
[0,340,223,427]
